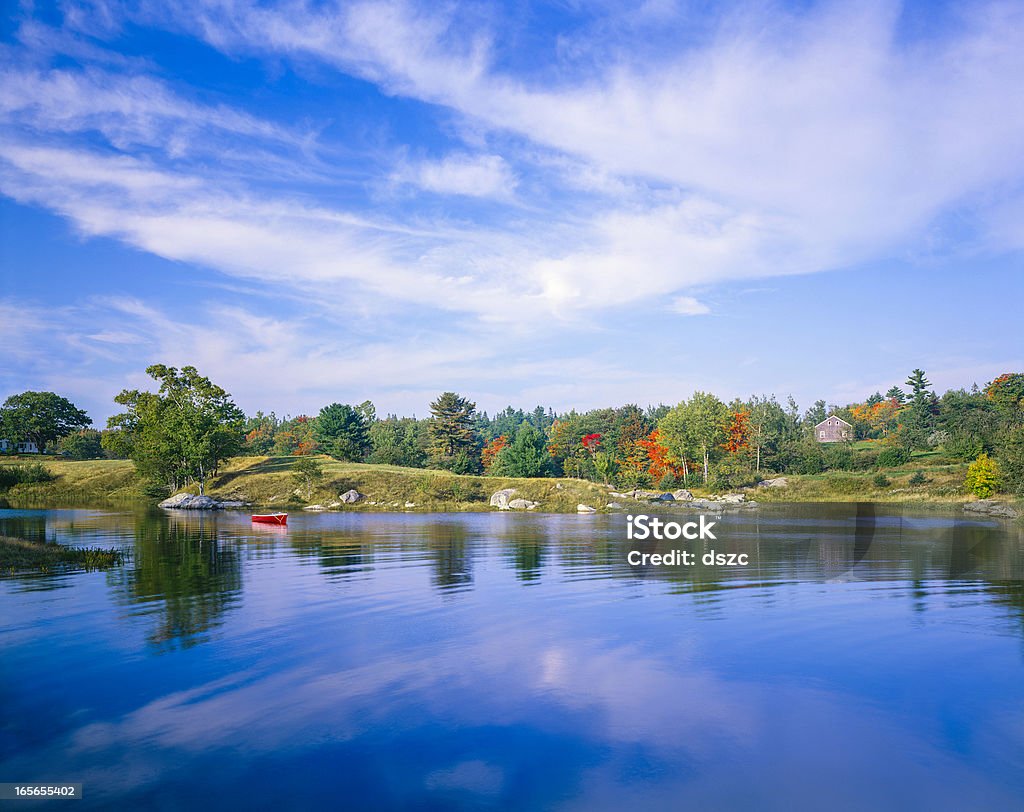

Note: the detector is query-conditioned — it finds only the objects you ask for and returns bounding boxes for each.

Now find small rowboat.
[252,513,288,525]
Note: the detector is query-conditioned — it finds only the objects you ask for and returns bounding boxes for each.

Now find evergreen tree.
[314,403,370,461]
[493,422,551,477]
[428,392,481,471]
[885,386,906,404]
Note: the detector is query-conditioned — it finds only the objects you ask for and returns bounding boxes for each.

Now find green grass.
[0,458,142,507]
[204,455,614,512]
[751,463,972,504]
[1,454,1013,511]
[0,534,123,573]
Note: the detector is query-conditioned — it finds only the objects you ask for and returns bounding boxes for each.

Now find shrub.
[946,433,985,462]
[873,473,891,488]
[909,470,928,486]
[291,457,325,500]
[709,456,758,491]
[877,446,911,468]
[822,443,854,471]
[0,463,55,490]
[995,426,1024,497]
[851,449,880,471]
[657,472,682,490]
[965,453,1001,498]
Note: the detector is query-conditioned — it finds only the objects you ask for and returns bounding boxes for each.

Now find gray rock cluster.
[489,489,539,510]
[758,478,788,488]
[158,493,250,510]
[964,500,1019,519]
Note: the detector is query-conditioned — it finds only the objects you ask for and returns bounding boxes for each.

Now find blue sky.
[1,0,1022,423]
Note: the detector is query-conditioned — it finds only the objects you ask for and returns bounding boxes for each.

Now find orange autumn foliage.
[638,429,686,481]
[482,435,509,471]
[722,410,750,453]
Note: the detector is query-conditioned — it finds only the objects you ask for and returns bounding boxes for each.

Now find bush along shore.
[0,534,123,574]
[0,456,1018,518]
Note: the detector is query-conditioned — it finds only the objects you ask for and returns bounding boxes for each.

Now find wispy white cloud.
[669,296,710,316]
[393,152,516,199]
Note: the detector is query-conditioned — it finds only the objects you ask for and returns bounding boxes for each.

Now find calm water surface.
[2,505,1024,810]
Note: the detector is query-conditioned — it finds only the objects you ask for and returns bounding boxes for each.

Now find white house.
[0,439,40,453]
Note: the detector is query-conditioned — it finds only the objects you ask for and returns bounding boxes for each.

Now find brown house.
[815,414,852,443]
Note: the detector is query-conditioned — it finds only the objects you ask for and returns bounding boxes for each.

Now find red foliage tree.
[722,410,750,453]
[482,435,509,471]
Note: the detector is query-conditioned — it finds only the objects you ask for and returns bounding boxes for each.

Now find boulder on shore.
[964,500,1019,519]
[339,489,364,504]
[490,488,517,509]
[577,504,597,514]
[158,493,221,510]
[508,498,539,510]
[672,489,694,501]
[758,477,788,488]
[649,492,675,503]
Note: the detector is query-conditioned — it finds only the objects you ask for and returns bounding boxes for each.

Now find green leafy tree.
[804,399,827,428]
[108,365,245,495]
[659,391,728,484]
[291,456,325,501]
[995,426,1024,496]
[427,392,481,472]
[368,417,428,467]
[314,403,370,461]
[592,451,619,485]
[965,453,1001,498]
[58,429,105,460]
[492,422,551,478]
[0,391,91,452]
[242,411,279,455]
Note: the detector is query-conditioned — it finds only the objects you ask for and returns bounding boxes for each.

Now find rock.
[649,492,675,502]
[158,493,220,510]
[489,488,517,510]
[964,500,1019,519]
[608,491,632,499]
[690,499,725,511]
[719,493,745,504]
[607,502,624,509]
[508,498,539,510]
[404,502,416,509]
[577,504,597,513]
[758,477,788,488]
[672,489,694,501]
[303,504,327,511]
[556,483,563,489]
[339,489,364,503]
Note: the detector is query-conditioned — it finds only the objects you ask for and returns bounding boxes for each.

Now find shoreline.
[0,456,1019,518]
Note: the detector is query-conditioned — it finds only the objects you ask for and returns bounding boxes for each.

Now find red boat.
[252,513,288,525]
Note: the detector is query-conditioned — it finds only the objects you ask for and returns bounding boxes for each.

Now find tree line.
[1,366,1023,498]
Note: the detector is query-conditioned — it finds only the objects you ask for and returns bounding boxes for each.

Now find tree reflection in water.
[109,512,242,651]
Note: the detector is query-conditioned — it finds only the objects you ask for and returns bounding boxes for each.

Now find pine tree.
[427,392,480,471]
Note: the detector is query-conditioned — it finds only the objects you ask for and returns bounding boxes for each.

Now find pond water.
[2,505,1023,810]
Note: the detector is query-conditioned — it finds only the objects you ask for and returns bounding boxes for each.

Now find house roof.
[815,414,852,428]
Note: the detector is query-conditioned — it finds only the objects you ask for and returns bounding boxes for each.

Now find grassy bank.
[0,534,123,573]
[205,456,614,512]
[0,455,1016,512]
[0,458,143,506]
